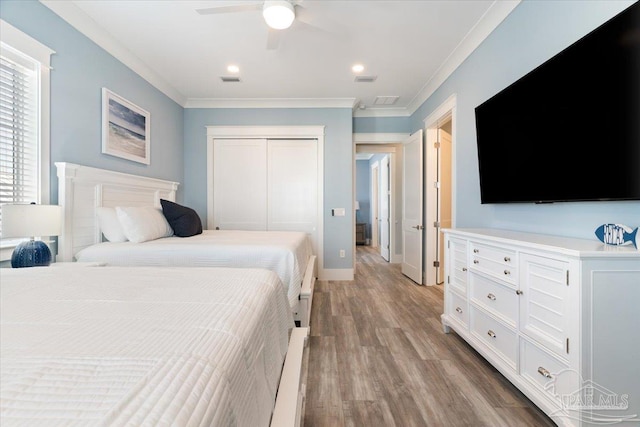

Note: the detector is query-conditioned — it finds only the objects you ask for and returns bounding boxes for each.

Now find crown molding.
[39,0,186,106]
[405,0,520,114]
[185,97,357,109]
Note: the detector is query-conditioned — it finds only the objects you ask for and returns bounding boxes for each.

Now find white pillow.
[96,207,128,242]
[116,206,174,243]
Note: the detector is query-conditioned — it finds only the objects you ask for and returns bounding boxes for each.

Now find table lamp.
[2,203,62,268]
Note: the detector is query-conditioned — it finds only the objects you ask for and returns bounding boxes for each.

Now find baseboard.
[319,268,354,281]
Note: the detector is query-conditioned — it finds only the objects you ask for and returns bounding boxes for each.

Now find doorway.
[354,143,402,264]
[424,95,456,286]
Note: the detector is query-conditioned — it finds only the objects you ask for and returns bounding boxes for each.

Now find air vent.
[374,96,399,105]
[354,75,377,83]
[220,76,241,83]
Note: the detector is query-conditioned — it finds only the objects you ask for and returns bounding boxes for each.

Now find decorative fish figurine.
[594,224,638,249]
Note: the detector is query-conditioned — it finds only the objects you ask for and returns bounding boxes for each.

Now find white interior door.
[401,130,424,284]
[267,139,319,254]
[213,139,267,230]
[380,155,390,261]
[370,163,379,248]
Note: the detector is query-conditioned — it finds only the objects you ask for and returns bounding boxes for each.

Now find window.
[0,20,53,259]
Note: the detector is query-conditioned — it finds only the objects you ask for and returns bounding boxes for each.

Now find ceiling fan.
[196,0,331,50]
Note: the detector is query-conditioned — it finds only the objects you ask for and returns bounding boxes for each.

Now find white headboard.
[56,162,179,261]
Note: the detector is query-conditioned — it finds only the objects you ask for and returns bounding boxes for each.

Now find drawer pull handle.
[538,367,552,379]
[487,330,496,338]
[473,260,479,264]
[487,293,496,301]
[504,270,511,275]
[473,249,479,254]
[504,256,511,262]
[455,307,463,314]
[462,267,467,272]
[516,289,523,295]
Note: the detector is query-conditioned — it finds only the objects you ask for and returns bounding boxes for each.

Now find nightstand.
[356,223,366,245]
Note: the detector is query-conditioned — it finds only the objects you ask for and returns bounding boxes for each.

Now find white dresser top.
[444,228,640,259]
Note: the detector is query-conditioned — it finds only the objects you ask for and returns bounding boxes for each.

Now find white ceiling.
[41,0,520,117]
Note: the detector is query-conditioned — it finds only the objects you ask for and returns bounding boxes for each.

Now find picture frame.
[101,88,150,165]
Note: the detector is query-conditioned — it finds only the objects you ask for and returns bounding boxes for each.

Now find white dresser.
[442,228,640,427]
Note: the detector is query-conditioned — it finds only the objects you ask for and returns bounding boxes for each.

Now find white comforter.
[76,230,313,309]
[1,266,294,427]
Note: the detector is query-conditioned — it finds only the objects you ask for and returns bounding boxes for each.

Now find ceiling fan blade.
[266,27,282,50]
[294,4,344,36]
[196,3,262,15]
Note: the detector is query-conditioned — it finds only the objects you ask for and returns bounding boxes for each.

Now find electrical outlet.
[339,249,345,258]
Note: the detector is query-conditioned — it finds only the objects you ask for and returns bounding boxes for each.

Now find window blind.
[0,51,39,237]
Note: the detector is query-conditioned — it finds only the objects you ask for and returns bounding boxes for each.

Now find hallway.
[303,246,555,426]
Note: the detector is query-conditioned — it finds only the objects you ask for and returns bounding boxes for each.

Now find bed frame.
[56,162,310,426]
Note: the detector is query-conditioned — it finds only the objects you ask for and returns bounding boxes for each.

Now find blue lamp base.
[11,240,52,268]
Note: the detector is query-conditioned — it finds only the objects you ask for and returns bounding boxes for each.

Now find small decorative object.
[102,88,150,165]
[594,223,638,249]
[2,203,63,267]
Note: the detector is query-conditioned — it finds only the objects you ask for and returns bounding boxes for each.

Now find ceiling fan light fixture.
[263,1,295,30]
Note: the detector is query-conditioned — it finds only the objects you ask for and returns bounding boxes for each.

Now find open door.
[380,155,390,261]
[401,130,423,284]
[370,163,379,248]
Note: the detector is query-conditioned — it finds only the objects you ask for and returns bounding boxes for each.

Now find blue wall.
[0,1,184,203]
[183,108,354,269]
[408,0,639,239]
[353,116,410,134]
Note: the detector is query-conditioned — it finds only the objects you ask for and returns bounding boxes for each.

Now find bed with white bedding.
[56,162,317,327]
[0,266,305,426]
[75,229,312,310]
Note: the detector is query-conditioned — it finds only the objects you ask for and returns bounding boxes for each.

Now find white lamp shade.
[2,204,62,238]
[355,201,360,210]
[263,1,295,30]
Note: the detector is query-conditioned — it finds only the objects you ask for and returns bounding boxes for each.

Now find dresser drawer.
[470,306,517,369]
[470,242,517,285]
[520,338,576,406]
[448,237,468,294]
[447,290,468,328]
[470,272,518,327]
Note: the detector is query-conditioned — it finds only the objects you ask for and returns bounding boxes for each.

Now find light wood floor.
[303,246,556,427]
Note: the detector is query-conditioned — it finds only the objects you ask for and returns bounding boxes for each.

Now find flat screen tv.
[475,2,640,204]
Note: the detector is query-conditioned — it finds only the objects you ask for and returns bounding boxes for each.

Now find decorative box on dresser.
[442,228,640,427]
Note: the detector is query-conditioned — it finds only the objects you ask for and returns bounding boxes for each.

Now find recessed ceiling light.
[227,65,240,73]
[352,64,364,73]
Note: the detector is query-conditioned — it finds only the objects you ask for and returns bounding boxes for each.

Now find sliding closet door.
[267,140,318,251]
[212,139,267,230]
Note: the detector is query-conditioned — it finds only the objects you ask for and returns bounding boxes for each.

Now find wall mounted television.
[474,2,640,204]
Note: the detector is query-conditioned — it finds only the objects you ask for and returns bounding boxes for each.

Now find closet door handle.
[487,330,496,338]
[487,293,496,301]
[455,307,463,314]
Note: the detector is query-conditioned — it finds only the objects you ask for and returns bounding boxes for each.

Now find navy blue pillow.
[160,199,203,237]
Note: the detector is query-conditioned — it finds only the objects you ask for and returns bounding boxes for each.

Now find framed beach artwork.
[102,88,150,165]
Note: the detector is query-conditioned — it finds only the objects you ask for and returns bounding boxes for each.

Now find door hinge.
[433,181,440,188]
[566,338,570,354]
[434,221,440,228]
[433,260,440,267]
[434,141,441,149]
[447,275,450,284]
[566,270,569,286]
[447,240,450,249]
